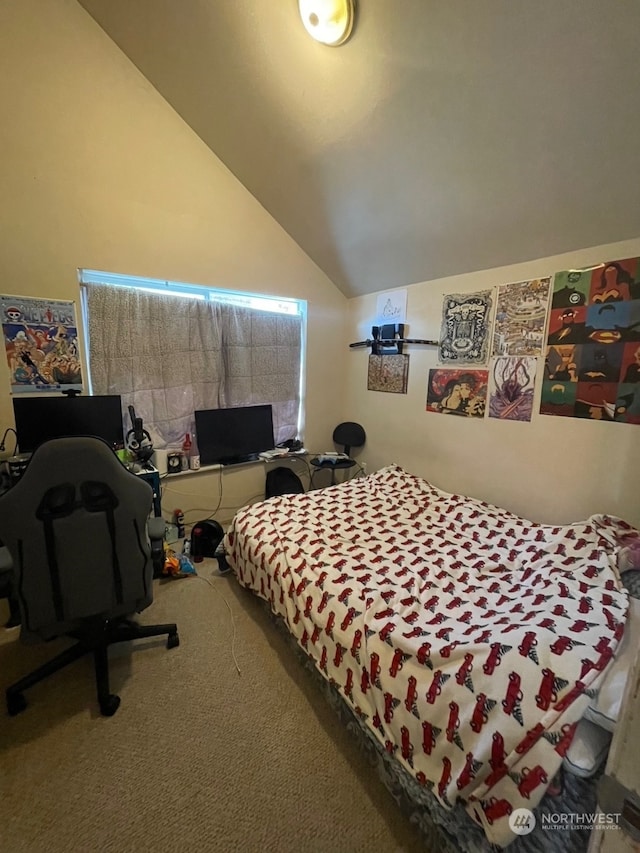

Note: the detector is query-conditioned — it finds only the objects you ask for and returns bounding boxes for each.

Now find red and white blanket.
[225,466,631,847]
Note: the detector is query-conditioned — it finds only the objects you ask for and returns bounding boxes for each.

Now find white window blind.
[79,270,305,448]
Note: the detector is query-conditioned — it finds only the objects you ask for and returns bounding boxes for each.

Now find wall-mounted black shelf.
[349,324,438,355]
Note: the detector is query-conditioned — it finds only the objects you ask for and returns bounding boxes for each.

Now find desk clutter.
[313,452,349,464]
[259,445,306,462]
[3,397,367,586]
[309,421,366,486]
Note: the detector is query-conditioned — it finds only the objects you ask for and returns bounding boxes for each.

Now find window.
[79,270,305,449]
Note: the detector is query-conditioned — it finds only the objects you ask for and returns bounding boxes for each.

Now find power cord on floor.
[196,570,242,676]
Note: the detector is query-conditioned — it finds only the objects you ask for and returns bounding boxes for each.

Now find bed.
[224,465,637,850]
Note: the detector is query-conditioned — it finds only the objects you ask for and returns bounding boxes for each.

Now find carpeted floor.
[0,562,429,853]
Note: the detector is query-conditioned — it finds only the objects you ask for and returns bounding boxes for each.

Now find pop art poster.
[488,356,538,422]
[2,295,83,394]
[438,290,493,365]
[541,257,640,424]
[492,278,551,357]
[426,368,488,417]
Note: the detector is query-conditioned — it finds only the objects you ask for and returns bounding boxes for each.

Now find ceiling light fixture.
[298,0,355,47]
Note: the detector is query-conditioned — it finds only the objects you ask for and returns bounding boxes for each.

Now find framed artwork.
[367,354,409,393]
[1,295,83,394]
[439,290,493,365]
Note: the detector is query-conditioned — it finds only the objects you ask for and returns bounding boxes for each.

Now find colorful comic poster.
[426,368,488,417]
[492,278,551,357]
[488,356,538,422]
[438,291,493,365]
[1,295,83,394]
[541,258,640,423]
[367,354,409,393]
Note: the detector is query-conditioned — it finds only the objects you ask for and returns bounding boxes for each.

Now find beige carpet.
[0,563,430,853]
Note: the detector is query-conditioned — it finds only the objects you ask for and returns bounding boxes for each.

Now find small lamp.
[298,0,356,46]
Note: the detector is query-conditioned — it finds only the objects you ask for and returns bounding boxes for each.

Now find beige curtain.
[84,284,302,448]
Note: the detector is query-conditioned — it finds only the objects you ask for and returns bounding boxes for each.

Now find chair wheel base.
[167,631,180,649]
[99,694,121,717]
[7,691,27,716]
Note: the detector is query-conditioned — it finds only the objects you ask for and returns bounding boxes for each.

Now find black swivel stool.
[310,422,366,487]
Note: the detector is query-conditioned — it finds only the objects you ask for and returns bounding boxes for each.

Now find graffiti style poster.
[492,278,551,357]
[438,291,493,365]
[367,354,409,393]
[488,356,538,422]
[426,368,488,417]
[1,295,83,394]
[541,258,640,424]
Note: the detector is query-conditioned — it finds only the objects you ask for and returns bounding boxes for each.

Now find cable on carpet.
[196,573,241,676]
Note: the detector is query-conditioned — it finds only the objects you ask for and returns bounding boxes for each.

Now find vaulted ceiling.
[77,0,640,298]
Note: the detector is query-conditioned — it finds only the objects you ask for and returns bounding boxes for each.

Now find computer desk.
[133,467,162,517]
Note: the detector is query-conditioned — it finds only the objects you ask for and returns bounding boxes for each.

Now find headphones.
[125,406,154,462]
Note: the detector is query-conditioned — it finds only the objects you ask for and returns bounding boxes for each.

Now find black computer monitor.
[13,395,125,453]
[194,404,274,466]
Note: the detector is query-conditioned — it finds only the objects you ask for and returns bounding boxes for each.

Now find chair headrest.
[333,422,366,448]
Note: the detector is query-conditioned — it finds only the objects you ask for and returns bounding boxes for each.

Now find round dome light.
[298,0,355,47]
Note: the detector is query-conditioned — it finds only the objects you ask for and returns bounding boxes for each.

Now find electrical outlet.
[361,461,368,474]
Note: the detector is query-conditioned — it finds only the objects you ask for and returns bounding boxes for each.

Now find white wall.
[347,239,640,527]
[0,0,348,523]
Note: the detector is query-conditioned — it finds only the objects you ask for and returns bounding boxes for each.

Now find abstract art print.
[367,354,409,393]
[488,356,538,422]
[541,257,640,423]
[439,290,493,365]
[492,278,551,357]
[1,295,83,394]
[426,368,488,417]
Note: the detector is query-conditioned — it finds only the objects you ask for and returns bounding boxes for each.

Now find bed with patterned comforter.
[225,465,632,849]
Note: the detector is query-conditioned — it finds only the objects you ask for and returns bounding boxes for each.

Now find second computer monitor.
[13,394,125,453]
[194,404,274,466]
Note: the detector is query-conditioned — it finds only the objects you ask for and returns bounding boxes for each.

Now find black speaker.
[190,519,224,561]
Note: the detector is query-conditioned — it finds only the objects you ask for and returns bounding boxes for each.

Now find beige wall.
[0,0,348,523]
[347,238,640,528]
[2,0,638,531]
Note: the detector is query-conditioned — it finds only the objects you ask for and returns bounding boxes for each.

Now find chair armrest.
[147,517,166,543]
[0,546,13,572]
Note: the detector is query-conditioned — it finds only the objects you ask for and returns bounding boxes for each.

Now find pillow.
[563,718,612,778]
[618,535,640,572]
[583,597,640,732]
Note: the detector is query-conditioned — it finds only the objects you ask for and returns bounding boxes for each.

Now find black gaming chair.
[0,436,179,717]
